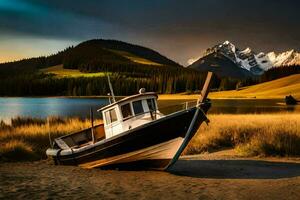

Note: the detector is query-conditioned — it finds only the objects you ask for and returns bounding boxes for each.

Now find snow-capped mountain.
[266,50,300,67]
[190,41,300,76]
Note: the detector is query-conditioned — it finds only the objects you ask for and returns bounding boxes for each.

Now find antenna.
[107,75,116,103]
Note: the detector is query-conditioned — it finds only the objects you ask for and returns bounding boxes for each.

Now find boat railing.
[158,100,198,115]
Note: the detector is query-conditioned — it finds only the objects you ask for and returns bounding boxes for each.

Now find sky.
[0,0,299,65]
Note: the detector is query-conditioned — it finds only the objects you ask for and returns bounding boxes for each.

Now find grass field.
[210,74,300,99]
[108,49,163,66]
[1,114,300,162]
[159,74,300,100]
[0,117,101,161]
[40,65,107,78]
[185,114,300,157]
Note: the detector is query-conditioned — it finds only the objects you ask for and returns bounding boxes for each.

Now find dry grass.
[185,114,300,157]
[209,74,300,99]
[158,93,199,100]
[2,114,300,162]
[158,74,300,100]
[0,140,36,162]
[0,117,101,161]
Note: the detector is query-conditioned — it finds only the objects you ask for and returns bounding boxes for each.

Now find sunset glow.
[0,0,299,65]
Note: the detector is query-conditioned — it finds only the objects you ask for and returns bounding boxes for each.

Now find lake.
[0,97,299,122]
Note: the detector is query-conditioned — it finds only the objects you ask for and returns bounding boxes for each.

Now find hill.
[79,39,180,67]
[40,65,106,78]
[108,49,162,66]
[0,39,181,77]
[209,74,300,99]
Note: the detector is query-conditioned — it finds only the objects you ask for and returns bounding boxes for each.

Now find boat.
[46,72,213,170]
[285,95,299,105]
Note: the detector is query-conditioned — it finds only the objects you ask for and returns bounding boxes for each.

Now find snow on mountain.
[208,41,264,75]
[191,41,300,75]
[268,50,300,67]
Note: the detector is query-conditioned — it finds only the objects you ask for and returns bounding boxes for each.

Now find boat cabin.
[51,91,163,150]
[98,92,162,139]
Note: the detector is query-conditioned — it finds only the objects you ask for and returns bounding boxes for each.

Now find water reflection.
[157,99,300,114]
[0,97,108,122]
[0,98,299,122]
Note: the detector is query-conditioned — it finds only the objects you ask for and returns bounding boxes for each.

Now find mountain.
[0,39,181,77]
[189,41,255,78]
[264,50,300,68]
[188,51,253,78]
[189,41,300,78]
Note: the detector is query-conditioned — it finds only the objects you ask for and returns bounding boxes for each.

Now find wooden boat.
[46,72,213,170]
[285,95,299,105]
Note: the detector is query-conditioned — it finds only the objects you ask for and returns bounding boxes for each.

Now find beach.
[1,151,300,200]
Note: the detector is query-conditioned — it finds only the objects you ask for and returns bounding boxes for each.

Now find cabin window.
[104,111,111,124]
[105,108,118,125]
[147,98,156,111]
[110,109,118,123]
[121,103,132,119]
[133,100,144,115]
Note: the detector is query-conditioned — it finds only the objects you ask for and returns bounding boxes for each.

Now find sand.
[1,151,300,200]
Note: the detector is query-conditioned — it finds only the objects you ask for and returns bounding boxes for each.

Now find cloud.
[0,0,300,64]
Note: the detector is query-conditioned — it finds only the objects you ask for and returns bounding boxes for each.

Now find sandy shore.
[1,151,300,200]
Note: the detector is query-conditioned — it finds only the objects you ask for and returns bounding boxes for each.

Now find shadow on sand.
[168,159,300,179]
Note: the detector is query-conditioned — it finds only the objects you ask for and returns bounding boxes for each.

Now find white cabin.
[98,92,164,139]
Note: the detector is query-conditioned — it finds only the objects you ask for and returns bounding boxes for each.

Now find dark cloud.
[0,0,299,64]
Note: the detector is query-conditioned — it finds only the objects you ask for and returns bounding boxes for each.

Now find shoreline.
[1,151,300,199]
[0,94,284,100]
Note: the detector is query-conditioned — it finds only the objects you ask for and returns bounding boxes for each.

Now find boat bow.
[166,72,213,170]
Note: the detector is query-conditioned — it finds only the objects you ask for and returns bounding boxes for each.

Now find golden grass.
[159,74,300,100]
[108,49,163,66]
[2,114,300,162]
[0,140,36,162]
[210,74,300,99]
[0,117,102,161]
[185,114,300,157]
[159,93,199,100]
[40,65,106,78]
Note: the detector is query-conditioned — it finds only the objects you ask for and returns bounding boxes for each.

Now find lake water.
[0,97,299,122]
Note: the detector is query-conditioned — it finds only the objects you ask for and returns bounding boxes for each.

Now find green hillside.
[40,65,106,78]
[78,39,180,67]
[0,39,181,78]
[108,49,162,66]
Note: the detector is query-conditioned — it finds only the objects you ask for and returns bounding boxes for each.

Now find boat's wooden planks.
[79,137,183,169]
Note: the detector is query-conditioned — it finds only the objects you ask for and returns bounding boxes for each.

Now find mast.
[197,71,213,105]
[90,107,95,144]
[107,75,116,103]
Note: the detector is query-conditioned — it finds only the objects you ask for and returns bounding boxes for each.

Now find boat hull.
[79,137,184,170]
[48,105,209,170]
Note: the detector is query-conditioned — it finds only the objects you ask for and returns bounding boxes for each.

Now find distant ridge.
[80,39,181,67]
[0,39,181,76]
[188,41,300,78]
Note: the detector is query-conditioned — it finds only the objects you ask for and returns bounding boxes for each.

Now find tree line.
[0,69,209,96]
[259,65,300,83]
[2,65,298,96]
